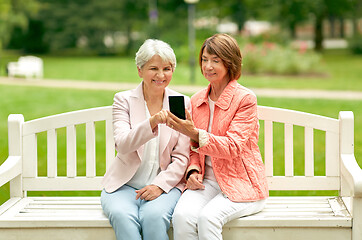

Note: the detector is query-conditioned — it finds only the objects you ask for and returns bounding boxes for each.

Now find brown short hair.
[198,34,242,80]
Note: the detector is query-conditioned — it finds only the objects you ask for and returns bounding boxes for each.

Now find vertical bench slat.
[86,122,96,177]
[305,127,314,176]
[264,120,273,176]
[284,124,294,176]
[325,131,339,176]
[47,129,57,178]
[105,119,114,171]
[66,125,77,177]
[23,134,37,178]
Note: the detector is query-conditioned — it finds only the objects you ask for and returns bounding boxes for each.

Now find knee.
[198,210,221,230]
[108,208,132,225]
[141,206,169,227]
[172,205,193,226]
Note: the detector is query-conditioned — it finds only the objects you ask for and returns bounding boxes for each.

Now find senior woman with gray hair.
[101,39,190,240]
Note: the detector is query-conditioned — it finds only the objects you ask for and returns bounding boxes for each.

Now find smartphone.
[168,96,185,120]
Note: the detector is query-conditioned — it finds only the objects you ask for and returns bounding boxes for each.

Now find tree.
[0,0,40,50]
[309,0,355,51]
[36,0,148,55]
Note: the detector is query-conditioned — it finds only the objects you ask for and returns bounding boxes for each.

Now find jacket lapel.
[129,82,146,159]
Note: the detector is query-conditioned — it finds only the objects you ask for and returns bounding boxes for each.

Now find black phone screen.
[168,96,185,120]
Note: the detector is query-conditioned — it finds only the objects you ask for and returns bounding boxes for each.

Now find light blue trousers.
[101,185,181,240]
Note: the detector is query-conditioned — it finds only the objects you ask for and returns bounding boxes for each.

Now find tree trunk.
[290,22,297,39]
[314,13,324,51]
[329,16,335,38]
[339,18,344,38]
[126,24,133,56]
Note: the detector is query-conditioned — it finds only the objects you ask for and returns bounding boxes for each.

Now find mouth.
[152,79,166,85]
[204,72,215,78]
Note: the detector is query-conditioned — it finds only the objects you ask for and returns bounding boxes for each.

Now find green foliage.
[0,0,40,50]
[242,42,323,75]
[348,34,362,55]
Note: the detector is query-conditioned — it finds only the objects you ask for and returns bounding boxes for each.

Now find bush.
[241,42,323,75]
[348,35,362,55]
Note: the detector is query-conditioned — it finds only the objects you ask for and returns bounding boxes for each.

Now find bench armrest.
[0,156,22,188]
[341,154,362,198]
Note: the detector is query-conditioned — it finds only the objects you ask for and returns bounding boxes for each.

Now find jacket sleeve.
[112,93,156,155]
[185,100,202,176]
[197,93,259,159]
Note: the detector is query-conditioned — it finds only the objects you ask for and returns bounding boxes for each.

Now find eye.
[164,67,172,71]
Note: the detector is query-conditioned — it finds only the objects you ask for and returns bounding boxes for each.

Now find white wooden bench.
[7,56,43,79]
[0,106,361,240]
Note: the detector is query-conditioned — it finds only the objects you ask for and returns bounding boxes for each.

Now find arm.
[151,97,192,193]
[112,93,157,155]
[197,94,259,159]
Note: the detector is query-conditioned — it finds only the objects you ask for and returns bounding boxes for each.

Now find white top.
[126,102,160,189]
[204,97,217,181]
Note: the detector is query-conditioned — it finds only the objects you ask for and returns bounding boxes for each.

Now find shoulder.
[112,89,138,111]
[190,87,208,107]
[191,87,207,101]
[114,89,132,99]
[234,83,257,104]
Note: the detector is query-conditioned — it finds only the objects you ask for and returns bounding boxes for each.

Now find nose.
[157,70,165,78]
[205,61,213,70]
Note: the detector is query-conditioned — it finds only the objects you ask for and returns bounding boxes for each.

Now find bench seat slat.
[0,196,351,229]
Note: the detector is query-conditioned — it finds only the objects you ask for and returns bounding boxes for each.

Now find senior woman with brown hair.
[167,33,269,240]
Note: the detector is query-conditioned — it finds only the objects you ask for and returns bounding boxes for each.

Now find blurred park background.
[0,0,362,203]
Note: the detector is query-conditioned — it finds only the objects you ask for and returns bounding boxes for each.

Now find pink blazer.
[102,83,191,193]
[187,80,269,202]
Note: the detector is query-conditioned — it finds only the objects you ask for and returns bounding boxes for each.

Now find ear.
[137,67,143,78]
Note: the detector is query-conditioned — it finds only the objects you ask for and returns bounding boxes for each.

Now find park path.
[1,77,362,100]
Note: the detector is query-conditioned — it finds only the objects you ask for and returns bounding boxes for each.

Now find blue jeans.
[101,185,181,240]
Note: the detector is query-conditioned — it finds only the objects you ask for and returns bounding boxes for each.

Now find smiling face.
[201,49,229,84]
[138,55,173,95]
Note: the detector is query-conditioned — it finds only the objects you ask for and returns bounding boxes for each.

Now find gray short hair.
[135,39,176,70]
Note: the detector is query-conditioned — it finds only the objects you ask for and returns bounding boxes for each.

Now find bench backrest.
[18,56,43,71]
[7,106,353,196]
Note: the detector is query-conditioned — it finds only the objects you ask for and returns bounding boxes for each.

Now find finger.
[190,174,205,189]
[189,176,204,189]
[166,116,177,129]
[135,188,146,200]
[196,174,203,183]
[187,181,204,190]
[158,110,168,124]
[185,109,192,121]
[167,110,180,122]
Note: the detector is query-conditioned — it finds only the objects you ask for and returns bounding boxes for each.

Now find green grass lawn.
[1,85,361,204]
[1,49,362,91]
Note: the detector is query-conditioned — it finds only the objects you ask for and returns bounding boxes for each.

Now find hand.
[167,109,199,142]
[186,172,205,190]
[150,109,168,130]
[135,185,164,201]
